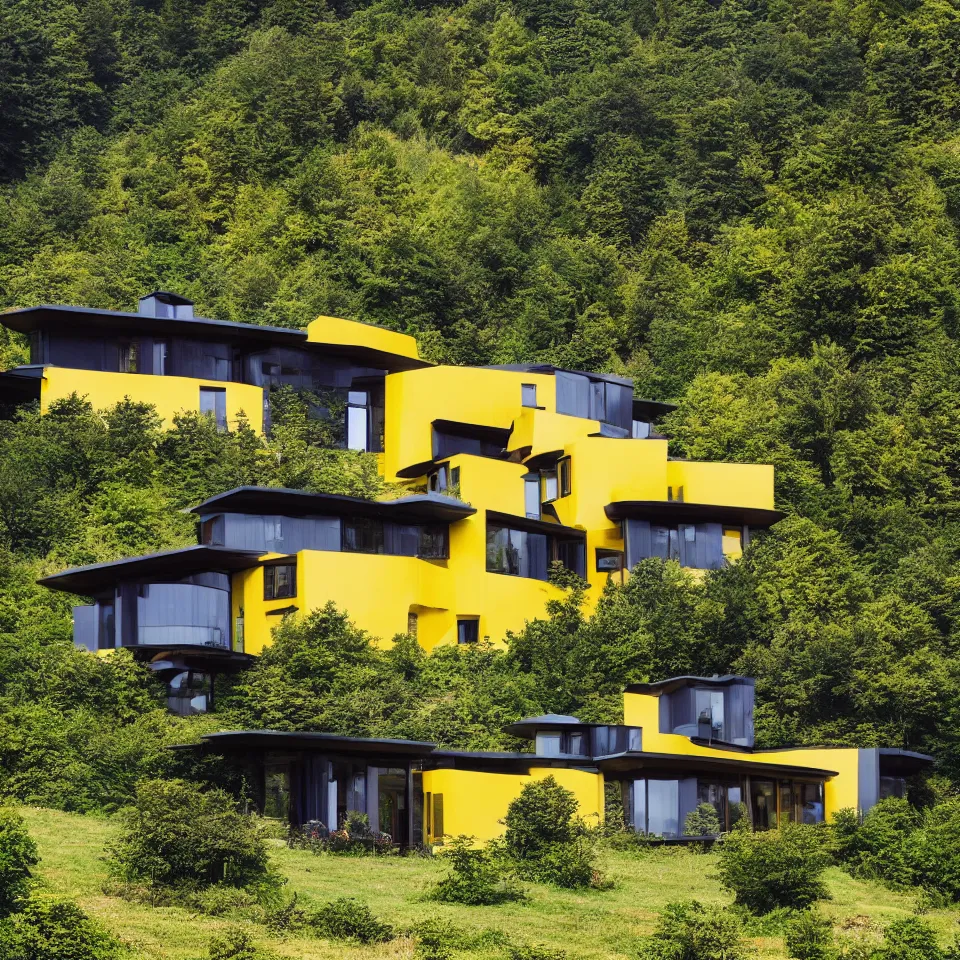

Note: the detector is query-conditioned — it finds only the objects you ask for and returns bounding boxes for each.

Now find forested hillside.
[2,0,960,807]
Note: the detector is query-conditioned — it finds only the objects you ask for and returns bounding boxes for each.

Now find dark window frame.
[521,383,538,408]
[200,386,228,430]
[558,456,572,498]
[457,619,479,644]
[264,561,297,601]
[596,548,624,573]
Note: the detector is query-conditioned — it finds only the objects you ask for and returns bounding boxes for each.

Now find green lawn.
[18,807,959,959]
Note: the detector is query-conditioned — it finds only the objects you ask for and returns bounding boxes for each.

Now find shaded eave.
[195,730,437,758]
[625,675,754,696]
[432,419,512,448]
[605,501,785,527]
[190,486,475,524]
[38,545,265,595]
[502,714,588,739]
[487,509,586,539]
[428,750,595,773]
[0,366,44,404]
[133,646,255,675]
[304,339,430,372]
[878,748,935,776]
[1,304,307,345]
[595,751,838,780]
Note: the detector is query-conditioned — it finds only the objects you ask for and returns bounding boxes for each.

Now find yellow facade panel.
[666,460,775,511]
[40,367,266,433]
[305,315,420,361]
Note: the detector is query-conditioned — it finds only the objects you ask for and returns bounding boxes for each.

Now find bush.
[430,836,524,905]
[207,926,277,960]
[645,901,750,960]
[716,822,830,914]
[873,917,943,960]
[0,897,123,960]
[501,776,600,889]
[291,812,394,856]
[0,809,38,917]
[904,800,960,901]
[834,800,919,888]
[106,779,278,892]
[786,910,836,960]
[307,897,393,944]
[684,803,722,838]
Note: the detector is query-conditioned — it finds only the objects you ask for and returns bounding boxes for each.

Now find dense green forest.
[2,0,960,808]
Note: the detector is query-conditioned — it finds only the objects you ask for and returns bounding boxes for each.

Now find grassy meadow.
[18,807,960,959]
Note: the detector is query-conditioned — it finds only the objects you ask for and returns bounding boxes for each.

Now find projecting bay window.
[540,457,571,504]
[264,562,297,601]
[200,386,227,430]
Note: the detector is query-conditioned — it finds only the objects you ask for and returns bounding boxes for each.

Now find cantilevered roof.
[594,751,839,780]
[487,509,586,539]
[633,398,677,420]
[38,545,265,595]
[189,486,476,524]
[605,501,785,527]
[625,675,754,696]
[878,748,935,776]
[482,363,634,388]
[195,730,437,757]
[502,714,586,739]
[1,304,307,345]
[0,366,44,404]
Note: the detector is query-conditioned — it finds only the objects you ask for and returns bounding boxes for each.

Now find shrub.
[208,926,277,960]
[0,897,123,960]
[430,836,524,905]
[873,917,943,960]
[290,813,394,856]
[836,800,919,888]
[785,910,836,960]
[645,901,750,960]
[904,800,960,901]
[106,779,278,892]
[684,803,722,838]
[501,776,600,889]
[0,809,38,917]
[716,822,830,914]
[308,897,393,944]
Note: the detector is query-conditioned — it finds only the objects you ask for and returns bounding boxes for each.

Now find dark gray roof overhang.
[0,366,44,403]
[605,501,785,527]
[134,646,255,675]
[502,714,587,739]
[38,545,265,595]
[595,751,838,780]
[878,748,935,776]
[190,486,475,524]
[427,750,595,774]
[486,509,586,539]
[302,339,430,372]
[625,675,754,696]
[432,419,512,448]
[1,304,307,345]
[633,398,677,421]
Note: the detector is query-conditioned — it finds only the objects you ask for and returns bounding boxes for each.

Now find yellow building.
[182,675,931,846]
[28,293,787,709]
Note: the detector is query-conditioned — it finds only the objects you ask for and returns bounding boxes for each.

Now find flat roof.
[38,545,265,595]
[605,501,786,527]
[196,730,437,757]
[625,675,754,696]
[1,304,308,345]
[595,751,839,780]
[190,486,476,523]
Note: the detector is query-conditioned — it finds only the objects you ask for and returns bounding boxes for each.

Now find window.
[200,387,227,430]
[695,688,726,741]
[264,764,291,819]
[645,780,680,837]
[153,340,168,375]
[554,538,586,577]
[541,468,559,503]
[485,523,548,580]
[667,485,684,502]
[521,383,538,407]
[432,793,444,840]
[458,619,479,644]
[343,517,385,554]
[429,465,449,493]
[558,457,571,498]
[524,476,541,519]
[118,340,139,373]
[722,527,744,558]
[652,525,681,561]
[346,390,369,451]
[234,612,245,653]
[450,466,460,491]
[200,516,224,546]
[264,562,296,600]
[407,611,418,638]
[596,549,623,573]
[632,419,651,439]
[418,525,448,559]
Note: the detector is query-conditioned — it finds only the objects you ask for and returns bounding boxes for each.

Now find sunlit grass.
[18,807,960,959]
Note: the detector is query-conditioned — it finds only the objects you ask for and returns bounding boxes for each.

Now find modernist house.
[181,675,932,845]
[13,293,789,712]
[0,291,425,435]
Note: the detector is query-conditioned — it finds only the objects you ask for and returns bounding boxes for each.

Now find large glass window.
[264,764,291,820]
[97,600,115,649]
[347,390,369,451]
[485,524,548,580]
[200,387,227,430]
[554,538,586,578]
[264,563,296,600]
[419,525,448,559]
[343,517,385,554]
[695,688,726,741]
[652,525,681,561]
[647,780,680,837]
[751,780,777,830]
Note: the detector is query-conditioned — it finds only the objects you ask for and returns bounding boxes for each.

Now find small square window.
[264,562,297,600]
[596,549,623,573]
[521,384,538,408]
[457,619,479,644]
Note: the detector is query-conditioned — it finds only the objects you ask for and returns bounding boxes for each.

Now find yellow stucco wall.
[422,766,604,843]
[623,692,861,818]
[305,315,420,361]
[666,461,776,511]
[40,367,266,432]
